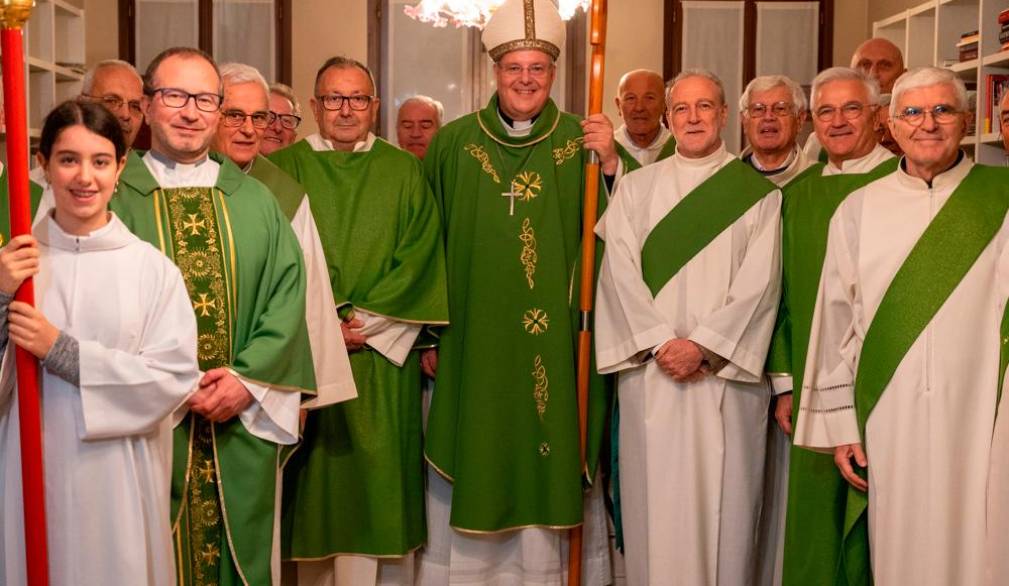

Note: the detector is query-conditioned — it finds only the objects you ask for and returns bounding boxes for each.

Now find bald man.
[806,37,905,160]
[614,69,676,169]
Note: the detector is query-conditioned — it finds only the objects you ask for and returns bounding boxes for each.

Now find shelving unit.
[874,0,1009,165]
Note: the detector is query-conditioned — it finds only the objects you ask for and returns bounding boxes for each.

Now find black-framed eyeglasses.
[316,94,373,111]
[814,102,875,122]
[270,111,302,130]
[222,109,273,129]
[894,104,962,126]
[148,87,223,112]
[744,101,795,118]
[81,93,143,116]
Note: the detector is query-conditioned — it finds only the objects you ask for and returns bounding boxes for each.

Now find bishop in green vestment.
[270,57,448,577]
[422,0,620,549]
[764,68,896,586]
[113,48,316,586]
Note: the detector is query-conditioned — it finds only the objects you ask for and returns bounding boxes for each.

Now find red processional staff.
[1,1,49,585]
[570,0,607,584]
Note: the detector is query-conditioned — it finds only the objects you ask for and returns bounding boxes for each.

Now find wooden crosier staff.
[1,1,49,584]
[569,0,606,584]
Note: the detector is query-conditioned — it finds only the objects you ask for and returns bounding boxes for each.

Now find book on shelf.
[960,46,979,61]
[1000,25,1009,46]
[983,74,1009,134]
[958,33,980,46]
[1000,8,1009,25]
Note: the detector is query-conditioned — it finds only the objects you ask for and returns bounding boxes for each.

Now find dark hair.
[38,100,127,162]
[314,56,376,96]
[143,46,222,96]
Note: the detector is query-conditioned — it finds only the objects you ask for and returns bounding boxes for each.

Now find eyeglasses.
[498,63,552,79]
[80,93,143,116]
[270,111,302,130]
[894,104,962,126]
[222,109,273,129]
[316,94,373,111]
[744,101,795,118]
[814,102,875,122]
[148,87,223,112]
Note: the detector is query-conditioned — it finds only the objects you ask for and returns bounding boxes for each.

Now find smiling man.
[270,55,448,586]
[795,66,1009,586]
[595,68,781,585]
[109,46,318,586]
[740,75,812,187]
[261,82,302,156]
[763,67,897,586]
[614,69,675,169]
[396,95,442,159]
[419,0,619,582]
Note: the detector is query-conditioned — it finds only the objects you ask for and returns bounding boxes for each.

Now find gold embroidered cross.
[200,543,221,564]
[182,213,207,236]
[193,293,217,317]
[502,187,523,216]
[197,459,215,483]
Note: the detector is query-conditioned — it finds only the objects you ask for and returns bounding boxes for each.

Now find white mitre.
[482,0,566,62]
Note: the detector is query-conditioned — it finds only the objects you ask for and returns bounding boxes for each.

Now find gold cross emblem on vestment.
[182,213,207,236]
[197,459,215,483]
[502,188,523,216]
[200,543,221,564]
[194,293,217,317]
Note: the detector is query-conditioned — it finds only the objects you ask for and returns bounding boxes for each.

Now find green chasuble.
[0,167,44,243]
[423,94,610,532]
[247,154,304,220]
[616,136,676,173]
[270,137,448,557]
[111,151,316,586]
[766,157,897,586]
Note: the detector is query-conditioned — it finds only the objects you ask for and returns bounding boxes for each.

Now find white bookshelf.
[874,0,1009,165]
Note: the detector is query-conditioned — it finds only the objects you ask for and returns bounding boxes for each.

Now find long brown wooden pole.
[0,1,49,585]
[569,0,607,584]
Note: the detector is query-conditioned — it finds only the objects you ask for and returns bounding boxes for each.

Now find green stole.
[765,157,897,586]
[270,137,448,557]
[112,151,315,586]
[839,164,1009,585]
[616,135,677,173]
[422,94,609,531]
[0,167,44,243]
[640,159,775,295]
[247,154,305,220]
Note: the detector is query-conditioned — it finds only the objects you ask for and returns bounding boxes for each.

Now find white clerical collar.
[143,150,220,188]
[746,145,798,173]
[306,132,376,153]
[498,112,535,138]
[36,210,134,252]
[617,124,670,153]
[825,144,893,176]
[674,141,728,167]
[895,150,972,191]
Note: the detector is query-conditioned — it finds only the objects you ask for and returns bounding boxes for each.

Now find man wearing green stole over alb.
[212,61,356,411]
[794,67,1009,586]
[595,69,781,586]
[419,0,619,581]
[764,66,895,586]
[111,47,317,586]
[270,55,448,586]
[614,69,676,172]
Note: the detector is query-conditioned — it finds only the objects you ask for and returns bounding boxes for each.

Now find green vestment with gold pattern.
[422,95,610,532]
[270,137,449,558]
[111,151,316,586]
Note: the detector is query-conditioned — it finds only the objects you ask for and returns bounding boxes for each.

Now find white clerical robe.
[741,144,813,187]
[595,143,782,586]
[0,214,199,585]
[754,143,895,586]
[989,370,1009,586]
[616,124,673,167]
[795,155,1009,586]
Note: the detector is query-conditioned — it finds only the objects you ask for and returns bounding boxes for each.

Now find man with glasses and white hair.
[595,68,781,585]
[763,67,897,586]
[79,59,145,148]
[739,75,813,186]
[795,66,1009,586]
[263,82,302,155]
[110,46,319,586]
[271,55,448,586]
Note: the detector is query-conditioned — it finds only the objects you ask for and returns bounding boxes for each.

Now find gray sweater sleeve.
[0,290,80,386]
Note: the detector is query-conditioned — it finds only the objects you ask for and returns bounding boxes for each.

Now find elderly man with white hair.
[795,66,1009,586]
[739,75,812,186]
[761,67,897,586]
[262,82,303,155]
[396,95,442,159]
[595,68,781,585]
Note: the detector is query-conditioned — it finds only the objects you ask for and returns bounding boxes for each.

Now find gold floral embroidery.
[532,354,549,421]
[553,137,583,166]
[519,217,538,289]
[522,308,549,335]
[464,144,501,183]
[511,171,542,202]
